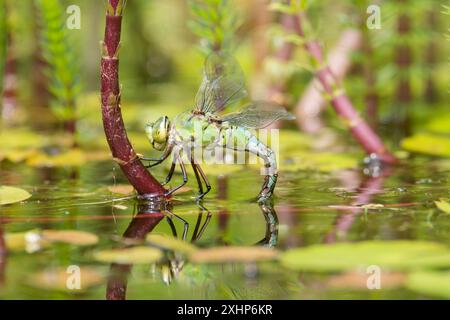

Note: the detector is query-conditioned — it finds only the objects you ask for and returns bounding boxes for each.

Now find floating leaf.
[327,271,406,290]
[26,149,87,167]
[0,129,46,149]
[5,230,47,252]
[401,133,450,157]
[406,271,450,299]
[0,186,32,205]
[93,246,163,264]
[146,234,198,254]
[107,184,135,195]
[41,230,99,246]
[280,241,448,272]
[189,246,278,264]
[279,151,359,172]
[27,267,103,292]
[435,199,450,214]
[2,149,40,163]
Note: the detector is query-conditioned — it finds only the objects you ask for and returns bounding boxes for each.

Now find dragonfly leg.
[193,163,211,201]
[165,153,188,197]
[162,158,176,186]
[190,155,204,195]
[141,145,173,168]
[246,136,278,202]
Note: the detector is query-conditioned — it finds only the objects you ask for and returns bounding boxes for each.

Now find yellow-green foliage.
[0,0,6,94]
[36,0,80,121]
[188,0,239,55]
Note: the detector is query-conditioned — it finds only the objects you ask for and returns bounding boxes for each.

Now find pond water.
[1,156,449,299]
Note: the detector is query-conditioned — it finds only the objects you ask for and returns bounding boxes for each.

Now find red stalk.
[101,1,165,196]
[289,12,397,164]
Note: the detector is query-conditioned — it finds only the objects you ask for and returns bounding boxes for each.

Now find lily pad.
[435,199,450,214]
[107,184,135,195]
[279,241,448,272]
[327,271,406,290]
[406,271,450,299]
[189,246,279,264]
[27,267,104,292]
[401,133,450,157]
[93,246,163,264]
[146,234,198,254]
[5,230,47,252]
[279,151,359,172]
[26,149,87,167]
[41,230,99,246]
[0,186,32,205]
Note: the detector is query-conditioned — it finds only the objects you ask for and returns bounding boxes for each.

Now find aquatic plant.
[188,0,239,55]
[36,0,80,135]
[271,0,397,164]
[101,0,165,196]
[0,0,6,96]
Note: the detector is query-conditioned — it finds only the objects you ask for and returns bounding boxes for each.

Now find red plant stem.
[2,31,18,124]
[101,1,165,196]
[296,29,362,133]
[289,12,397,164]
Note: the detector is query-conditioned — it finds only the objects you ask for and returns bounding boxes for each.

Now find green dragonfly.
[141,53,294,202]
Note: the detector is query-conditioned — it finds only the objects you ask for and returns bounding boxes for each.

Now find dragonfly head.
[145,116,171,151]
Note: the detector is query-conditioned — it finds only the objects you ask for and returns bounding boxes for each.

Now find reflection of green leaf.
[406,271,450,299]
[93,247,163,264]
[280,241,448,272]
[435,200,450,214]
[401,133,450,157]
[0,186,32,205]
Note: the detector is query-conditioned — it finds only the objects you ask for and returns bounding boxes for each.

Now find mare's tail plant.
[188,0,240,55]
[271,0,397,164]
[0,0,6,98]
[36,0,80,138]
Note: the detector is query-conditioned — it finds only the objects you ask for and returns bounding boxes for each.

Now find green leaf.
[280,241,448,272]
[435,200,450,214]
[406,271,450,299]
[0,186,32,205]
[401,133,450,157]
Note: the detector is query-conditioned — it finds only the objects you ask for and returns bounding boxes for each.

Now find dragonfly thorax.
[145,116,171,151]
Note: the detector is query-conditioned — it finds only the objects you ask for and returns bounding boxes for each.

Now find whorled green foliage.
[36,0,80,121]
[0,0,6,95]
[188,0,240,55]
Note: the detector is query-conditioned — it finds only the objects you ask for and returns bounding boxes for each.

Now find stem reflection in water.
[106,198,279,300]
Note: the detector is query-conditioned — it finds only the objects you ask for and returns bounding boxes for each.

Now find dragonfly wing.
[194,53,248,114]
[222,102,296,129]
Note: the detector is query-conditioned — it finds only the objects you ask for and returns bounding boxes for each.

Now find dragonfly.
[141,53,295,202]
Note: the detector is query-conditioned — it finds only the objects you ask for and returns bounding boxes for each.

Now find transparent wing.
[222,102,296,129]
[194,53,248,114]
